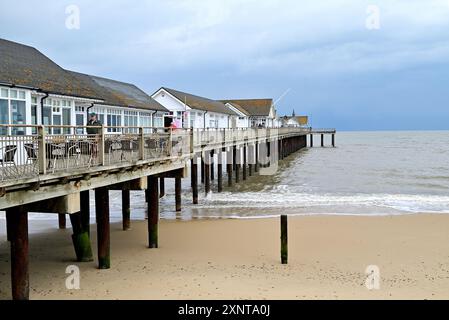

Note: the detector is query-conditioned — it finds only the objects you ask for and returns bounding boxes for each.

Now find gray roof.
[69,71,167,112]
[0,38,100,99]
[220,99,274,117]
[162,87,237,115]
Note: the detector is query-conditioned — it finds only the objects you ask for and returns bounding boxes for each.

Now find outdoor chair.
[0,145,18,181]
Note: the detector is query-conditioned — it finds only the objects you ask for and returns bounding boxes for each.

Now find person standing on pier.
[87,112,102,158]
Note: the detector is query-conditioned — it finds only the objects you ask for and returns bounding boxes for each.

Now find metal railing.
[0,125,309,184]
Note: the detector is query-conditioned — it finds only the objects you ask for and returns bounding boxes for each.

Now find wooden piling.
[332,134,335,147]
[80,190,90,237]
[281,215,288,264]
[205,152,211,195]
[201,157,205,184]
[95,187,110,269]
[310,134,313,147]
[147,176,159,248]
[122,189,131,231]
[242,144,247,180]
[321,134,324,147]
[69,212,93,262]
[217,150,223,193]
[175,176,182,212]
[9,206,29,300]
[160,178,165,198]
[5,209,12,241]
[210,150,215,181]
[255,143,259,172]
[191,158,198,204]
[58,214,66,229]
[227,148,233,187]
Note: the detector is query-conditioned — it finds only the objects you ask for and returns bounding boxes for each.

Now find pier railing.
[0,125,310,184]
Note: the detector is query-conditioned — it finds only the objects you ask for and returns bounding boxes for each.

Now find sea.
[5,130,449,228]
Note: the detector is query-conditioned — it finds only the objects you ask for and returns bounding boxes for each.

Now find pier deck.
[0,124,335,300]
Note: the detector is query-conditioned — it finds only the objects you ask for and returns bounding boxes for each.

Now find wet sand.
[1,214,449,300]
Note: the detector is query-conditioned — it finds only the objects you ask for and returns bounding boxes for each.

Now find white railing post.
[98,125,105,166]
[38,125,47,175]
[139,127,145,160]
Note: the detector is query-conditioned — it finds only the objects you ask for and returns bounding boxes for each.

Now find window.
[1,88,8,98]
[124,110,138,133]
[190,112,196,128]
[10,100,26,135]
[0,99,8,135]
[107,109,122,132]
[139,112,151,132]
[62,109,71,134]
[153,114,163,128]
[0,88,27,135]
[76,114,85,134]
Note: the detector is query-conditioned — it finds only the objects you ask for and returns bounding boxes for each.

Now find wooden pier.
[0,125,334,300]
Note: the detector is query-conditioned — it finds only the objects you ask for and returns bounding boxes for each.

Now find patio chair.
[47,143,67,173]
[24,143,38,164]
[0,145,18,181]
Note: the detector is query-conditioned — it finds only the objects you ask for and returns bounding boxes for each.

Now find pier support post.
[147,176,159,248]
[243,144,247,181]
[201,157,205,184]
[160,178,165,198]
[95,187,110,269]
[217,149,223,193]
[5,209,12,241]
[227,147,233,187]
[122,190,131,231]
[205,152,211,195]
[69,212,93,262]
[80,190,90,237]
[281,215,288,264]
[58,214,66,230]
[310,134,313,147]
[235,147,241,183]
[210,150,215,181]
[321,134,324,147]
[255,143,259,172]
[248,144,253,177]
[9,206,29,300]
[175,176,182,212]
[332,134,335,147]
[191,157,198,204]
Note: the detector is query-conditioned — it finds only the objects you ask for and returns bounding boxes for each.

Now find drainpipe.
[86,103,95,119]
[150,110,157,128]
[203,111,208,129]
[40,92,49,125]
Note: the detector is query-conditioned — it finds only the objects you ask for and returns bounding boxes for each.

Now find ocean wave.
[200,192,449,214]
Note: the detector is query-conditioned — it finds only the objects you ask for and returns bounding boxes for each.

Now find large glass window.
[76,114,85,134]
[153,114,163,128]
[107,109,122,132]
[0,99,8,135]
[62,108,71,134]
[11,100,26,135]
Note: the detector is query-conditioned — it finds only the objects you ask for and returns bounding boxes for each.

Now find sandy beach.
[1,214,449,300]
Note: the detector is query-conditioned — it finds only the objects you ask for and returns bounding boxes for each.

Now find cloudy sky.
[1,0,449,130]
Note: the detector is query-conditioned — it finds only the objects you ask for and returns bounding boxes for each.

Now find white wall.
[152,90,190,112]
